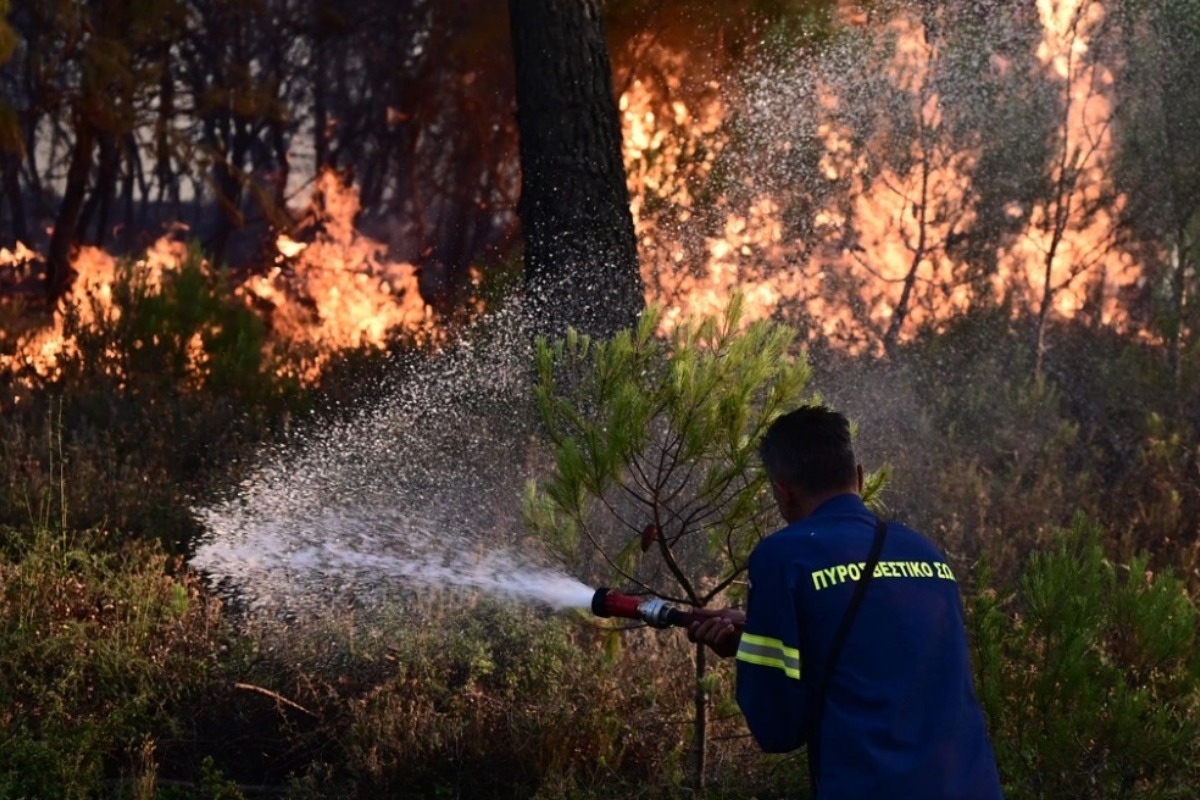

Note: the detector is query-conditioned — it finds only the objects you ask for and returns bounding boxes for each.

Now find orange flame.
[3,170,437,389]
[3,7,1150,390]
[619,43,789,333]
[623,3,1143,350]
[1008,0,1138,327]
[1,238,188,383]
[239,170,436,381]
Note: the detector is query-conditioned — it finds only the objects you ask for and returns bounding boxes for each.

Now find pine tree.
[525,297,886,790]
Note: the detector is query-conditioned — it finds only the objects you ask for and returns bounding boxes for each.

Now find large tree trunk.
[77,133,119,246]
[508,0,643,339]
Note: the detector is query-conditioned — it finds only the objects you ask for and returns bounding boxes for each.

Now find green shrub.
[969,515,1200,799]
[524,297,888,793]
[524,298,815,792]
[826,311,1200,589]
[836,311,1089,579]
[0,524,226,798]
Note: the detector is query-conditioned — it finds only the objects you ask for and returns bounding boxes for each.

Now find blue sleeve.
[735,543,808,753]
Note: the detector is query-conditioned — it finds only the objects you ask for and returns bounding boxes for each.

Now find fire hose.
[590,586,742,631]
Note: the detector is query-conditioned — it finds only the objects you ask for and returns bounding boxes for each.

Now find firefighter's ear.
[856,464,864,493]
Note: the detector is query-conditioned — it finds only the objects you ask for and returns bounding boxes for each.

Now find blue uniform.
[735,494,1003,799]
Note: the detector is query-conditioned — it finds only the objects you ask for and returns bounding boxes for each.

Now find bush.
[0,524,226,798]
[524,298,816,792]
[821,311,1200,590]
[969,515,1200,799]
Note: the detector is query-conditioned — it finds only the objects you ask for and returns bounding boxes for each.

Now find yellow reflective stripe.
[739,632,800,660]
[736,650,801,679]
[739,633,796,662]
[736,633,801,679]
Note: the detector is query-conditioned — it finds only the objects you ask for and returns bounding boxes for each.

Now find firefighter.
[689,405,1003,799]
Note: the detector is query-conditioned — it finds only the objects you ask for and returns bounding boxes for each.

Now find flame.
[3,169,437,388]
[619,42,791,333]
[239,170,436,381]
[0,240,185,382]
[623,3,1143,350]
[3,8,1152,387]
[1006,0,1138,327]
[0,241,36,268]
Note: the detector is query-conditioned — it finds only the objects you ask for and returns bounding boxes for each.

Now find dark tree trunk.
[1,152,28,246]
[121,132,138,250]
[78,133,119,246]
[155,49,177,206]
[46,115,95,300]
[508,0,643,339]
[206,114,248,261]
[311,15,330,173]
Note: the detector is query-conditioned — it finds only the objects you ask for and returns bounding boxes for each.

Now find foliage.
[875,312,1087,570]
[1,0,518,275]
[0,524,226,799]
[335,606,676,797]
[1112,0,1200,381]
[821,309,1200,592]
[970,516,1200,799]
[525,297,885,791]
[207,601,749,800]
[197,757,247,800]
[0,205,1198,800]
[526,297,815,606]
[2,295,1200,796]
[62,245,280,400]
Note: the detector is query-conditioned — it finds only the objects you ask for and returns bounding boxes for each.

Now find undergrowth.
[0,524,226,799]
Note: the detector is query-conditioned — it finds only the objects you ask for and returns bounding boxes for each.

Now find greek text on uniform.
[811,560,956,591]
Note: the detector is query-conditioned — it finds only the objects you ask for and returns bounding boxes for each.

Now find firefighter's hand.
[687,608,746,659]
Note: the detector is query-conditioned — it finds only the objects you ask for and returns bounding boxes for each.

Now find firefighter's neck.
[773,465,865,524]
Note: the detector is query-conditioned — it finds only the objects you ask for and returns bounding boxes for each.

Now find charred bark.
[509,0,643,339]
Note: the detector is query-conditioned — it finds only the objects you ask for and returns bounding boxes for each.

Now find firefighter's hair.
[758,405,858,494]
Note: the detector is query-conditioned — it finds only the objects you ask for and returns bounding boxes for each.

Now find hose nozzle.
[590,587,695,629]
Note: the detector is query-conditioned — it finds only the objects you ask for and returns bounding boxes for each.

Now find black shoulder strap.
[807,516,889,798]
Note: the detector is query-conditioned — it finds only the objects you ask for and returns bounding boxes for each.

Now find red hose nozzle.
[590,587,696,628]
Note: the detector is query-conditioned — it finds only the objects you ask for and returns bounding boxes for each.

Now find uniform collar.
[807,492,869,518]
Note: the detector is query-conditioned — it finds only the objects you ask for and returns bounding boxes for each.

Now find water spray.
[589,587,700,628]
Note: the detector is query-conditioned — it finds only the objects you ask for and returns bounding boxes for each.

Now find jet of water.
[190,306,595,616]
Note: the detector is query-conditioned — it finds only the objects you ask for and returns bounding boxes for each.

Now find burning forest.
[1,0,1199,797]
[2,0,1190,385]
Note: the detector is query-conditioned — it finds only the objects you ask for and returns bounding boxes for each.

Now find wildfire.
[622,0,1144,351]
[238,170,436,381]
[0,4,1157,388]
[0,237,188,383]
[1011,0,1138,327]
[1,170,435,388]
[619,41,797,333]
